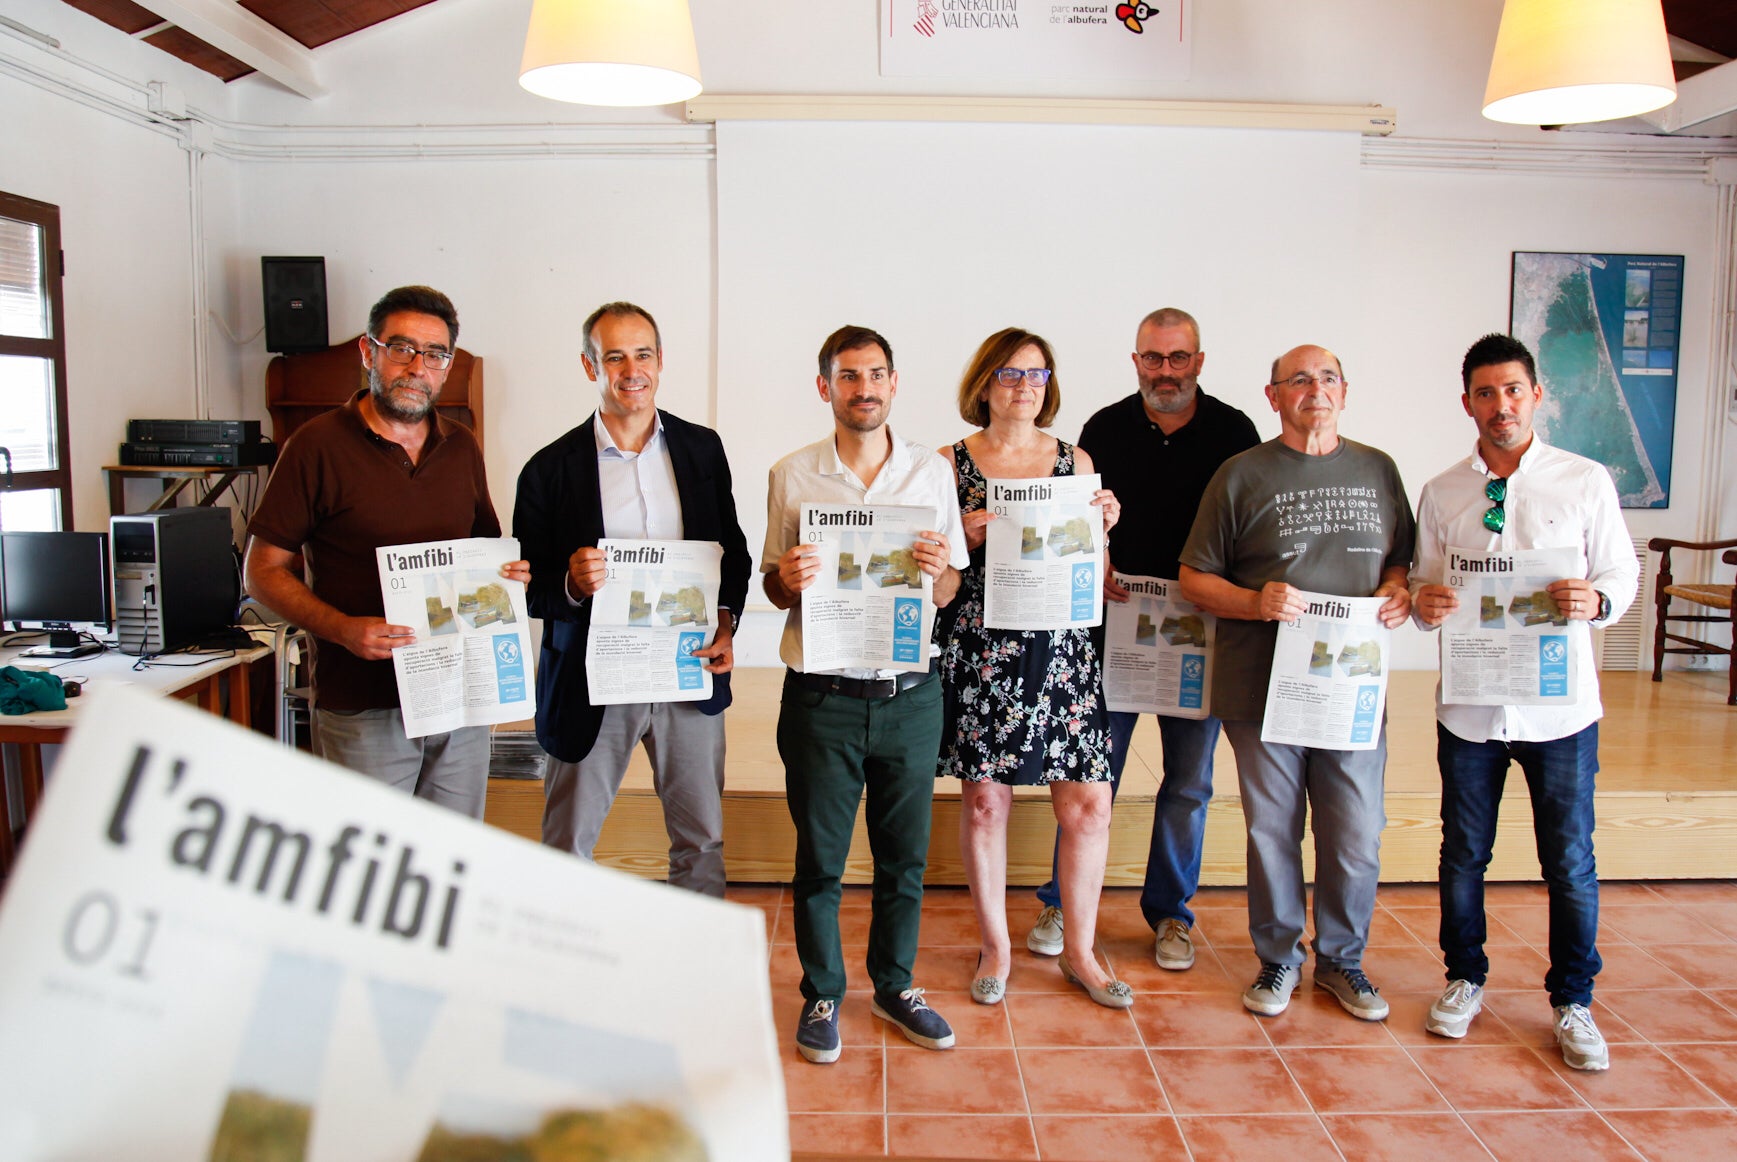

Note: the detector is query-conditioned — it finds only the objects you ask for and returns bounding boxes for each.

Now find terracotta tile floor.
[729,880,1737,1160]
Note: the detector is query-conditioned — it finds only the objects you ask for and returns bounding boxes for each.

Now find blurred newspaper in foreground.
[0,684,786,1162]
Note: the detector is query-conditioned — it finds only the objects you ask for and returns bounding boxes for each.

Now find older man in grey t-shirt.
[1180,344,1414,1023]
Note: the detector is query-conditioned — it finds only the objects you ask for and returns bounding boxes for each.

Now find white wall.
[0,0,245,534]
[229,156,715,491]
[6,0,1733,665]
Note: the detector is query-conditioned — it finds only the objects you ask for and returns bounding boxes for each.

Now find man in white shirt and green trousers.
[1411,332,1639,1072]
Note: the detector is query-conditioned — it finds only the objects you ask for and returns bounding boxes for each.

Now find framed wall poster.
[881,0,1191,81]
[1510,252,1683,509]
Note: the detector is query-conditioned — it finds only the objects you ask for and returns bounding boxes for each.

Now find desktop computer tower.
[110,508,238,655]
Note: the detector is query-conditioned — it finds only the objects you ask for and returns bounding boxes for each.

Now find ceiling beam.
[686,95,1398,136]
[132,0,324,98]
[1638,57,1737,133]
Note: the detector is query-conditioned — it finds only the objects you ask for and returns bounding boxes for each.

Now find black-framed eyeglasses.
[369,336,454,371]
[993,367,1052,387]
[1483,476,1507,533]
[1137,350,1197,370]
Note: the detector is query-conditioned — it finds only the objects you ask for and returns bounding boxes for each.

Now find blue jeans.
[1036,711,1220,928]
[1437,722,1601,1008]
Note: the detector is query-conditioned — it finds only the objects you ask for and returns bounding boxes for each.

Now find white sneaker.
[1426,979,1484,1038]
[1553,1003,1610,1071]
[1242,962,1300,1016]
[1027,906,1064,956]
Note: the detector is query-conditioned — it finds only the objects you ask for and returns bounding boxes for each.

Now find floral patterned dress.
[937,440,1111,785]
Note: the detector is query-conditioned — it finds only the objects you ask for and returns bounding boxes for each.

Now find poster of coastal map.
[1510,252,1683,508]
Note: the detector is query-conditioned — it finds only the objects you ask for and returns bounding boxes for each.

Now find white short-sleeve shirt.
[762,428,969,676]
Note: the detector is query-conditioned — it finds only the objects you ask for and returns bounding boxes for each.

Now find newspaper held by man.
[982,473,1104,631]
[1261,590,1392,751]
[377,536,535,740]
[584,539,724,707]
[0,684,787,1161]
[797,502,936,673]
[1102,573,1214,719]
[1439,545,1583,707]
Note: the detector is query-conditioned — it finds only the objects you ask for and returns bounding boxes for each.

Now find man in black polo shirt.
[1026,307,1260,971]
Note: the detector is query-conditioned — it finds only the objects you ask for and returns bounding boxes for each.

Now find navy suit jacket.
[513,412,751,764]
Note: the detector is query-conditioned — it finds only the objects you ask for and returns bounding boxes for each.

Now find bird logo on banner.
[1116,2,1159,34]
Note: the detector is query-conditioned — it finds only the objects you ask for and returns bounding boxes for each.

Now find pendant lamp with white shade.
[519,0,703,108]
[1482,0,1677,125]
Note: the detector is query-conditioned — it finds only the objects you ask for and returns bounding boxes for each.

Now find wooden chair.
[1648,538,1737,705]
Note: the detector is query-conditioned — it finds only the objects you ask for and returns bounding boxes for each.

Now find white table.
[0,640,272,879]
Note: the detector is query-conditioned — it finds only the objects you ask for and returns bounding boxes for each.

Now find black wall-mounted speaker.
[262,256,328,354]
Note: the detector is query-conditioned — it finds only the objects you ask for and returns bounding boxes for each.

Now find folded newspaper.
[1438,545,1583,707]
[377,537,536,739]
[797,503,936,673]
[982,474,1104,631]
[1261,591,1391,751]
[0,684,787,1161]
[1102,574,1213,719]
[585,539,724,706]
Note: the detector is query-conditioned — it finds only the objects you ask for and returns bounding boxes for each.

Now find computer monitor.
[0,531,111,658]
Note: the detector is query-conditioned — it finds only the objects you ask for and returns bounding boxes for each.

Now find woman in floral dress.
[938,328,1129,1009]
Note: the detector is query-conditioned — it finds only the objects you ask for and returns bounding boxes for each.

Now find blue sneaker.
[795,998,840,1064]
[871,987,955,1050]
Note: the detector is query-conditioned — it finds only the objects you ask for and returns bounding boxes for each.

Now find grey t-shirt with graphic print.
[1180,437,1415,723]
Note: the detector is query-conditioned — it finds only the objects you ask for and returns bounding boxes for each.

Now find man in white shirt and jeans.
[1411,333,1638,1071]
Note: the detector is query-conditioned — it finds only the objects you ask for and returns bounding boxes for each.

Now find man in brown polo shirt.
[245,285,528,817]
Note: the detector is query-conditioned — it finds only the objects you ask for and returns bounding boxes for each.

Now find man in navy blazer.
[514,302,751,896]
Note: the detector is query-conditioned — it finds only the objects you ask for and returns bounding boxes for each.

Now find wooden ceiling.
[54,1,1737,92]
[59,0,437,83]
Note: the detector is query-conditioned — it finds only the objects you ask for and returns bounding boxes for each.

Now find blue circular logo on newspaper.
[1543,640,1566,663]
[495,639,519,665]
[679,636,699,656]
[1073,569,1093,590]
[895,603,920,627]
[1182,656,1203,679]
[1357,689,1377,712]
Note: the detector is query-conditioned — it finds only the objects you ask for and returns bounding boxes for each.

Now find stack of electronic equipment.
[120,419,277,468]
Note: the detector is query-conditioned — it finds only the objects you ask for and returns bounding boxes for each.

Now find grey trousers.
[542,702,727,898]
[1222,720,1388,969]
[313,708,490,819]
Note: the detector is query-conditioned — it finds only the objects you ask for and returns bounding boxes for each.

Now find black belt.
[793,667,934,701]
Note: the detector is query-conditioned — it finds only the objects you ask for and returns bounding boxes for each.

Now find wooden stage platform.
[481,668,1737,885]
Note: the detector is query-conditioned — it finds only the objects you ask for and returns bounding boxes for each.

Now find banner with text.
[0,685,787,1161]
[881,0,1191,81]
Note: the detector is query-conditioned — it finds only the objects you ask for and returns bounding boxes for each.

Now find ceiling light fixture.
[519,0,702,108]
[1482,0,1677,126]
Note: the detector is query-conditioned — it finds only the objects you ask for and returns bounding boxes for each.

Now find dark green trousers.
[778,669,941,1002]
